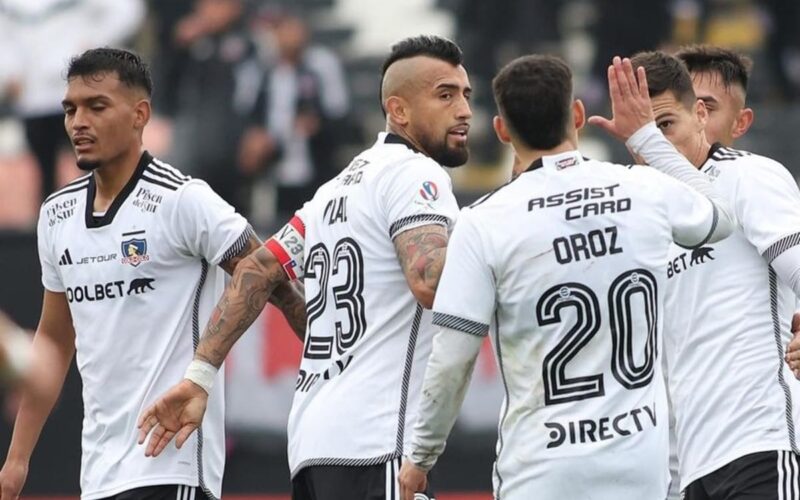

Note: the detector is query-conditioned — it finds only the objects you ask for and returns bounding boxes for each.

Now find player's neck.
[92,147,144,212]
[513,140,577,177]
[688,136,712,169]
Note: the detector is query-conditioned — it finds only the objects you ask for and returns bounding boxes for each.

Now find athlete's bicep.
[393,224,449,309]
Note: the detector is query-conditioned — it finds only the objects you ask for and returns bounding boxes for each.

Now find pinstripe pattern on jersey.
[764,233,800,264]
[389,214,449,240]
[432,312,489,337]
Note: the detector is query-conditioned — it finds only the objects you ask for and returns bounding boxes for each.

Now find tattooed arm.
[219,232,306,341]
[138,242,299,456]
[268,281,307,341]
[197,246,289,367]
[393,224,450,309]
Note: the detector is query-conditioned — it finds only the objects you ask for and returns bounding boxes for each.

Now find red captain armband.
[265,216,306,280]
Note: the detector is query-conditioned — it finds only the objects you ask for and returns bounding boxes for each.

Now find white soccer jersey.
[431,150,720,500]
[37,152,250,500]
[274,133,459,477]
[663,144,800,490]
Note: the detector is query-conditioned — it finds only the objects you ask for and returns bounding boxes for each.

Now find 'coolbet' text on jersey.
[663,144,800,490]
[430,150,720,500]
[38,152,251,500]
[269,133,459,477]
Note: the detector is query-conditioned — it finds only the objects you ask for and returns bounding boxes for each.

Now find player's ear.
[732,107,754,140]
[694,98,708,131]
[493,115,512,144]
[385,96,409,127]
[572,99,586,131]
[133,99,151,131]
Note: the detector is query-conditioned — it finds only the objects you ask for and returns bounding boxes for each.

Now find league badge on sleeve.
[419,181,439,201]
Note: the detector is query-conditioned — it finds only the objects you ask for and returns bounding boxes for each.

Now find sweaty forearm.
[269,281,307,341]
[196,248,286,367]
[409,327,483,470]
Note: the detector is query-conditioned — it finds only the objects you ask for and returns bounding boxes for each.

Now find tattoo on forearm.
[269,281,307,341]
[197,246,287,367]
[395,225,449,291]
[219,233,262,276]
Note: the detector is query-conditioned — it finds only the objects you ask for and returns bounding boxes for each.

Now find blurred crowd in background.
[0,0,799,234]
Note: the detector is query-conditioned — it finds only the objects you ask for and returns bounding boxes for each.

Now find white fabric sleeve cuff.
[626,122,734,246]
[408,326,484,471]
[184,359,218,395]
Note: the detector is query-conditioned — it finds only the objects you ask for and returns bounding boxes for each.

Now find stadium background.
[0,0,798,498]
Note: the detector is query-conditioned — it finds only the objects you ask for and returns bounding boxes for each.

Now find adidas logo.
[58,249,73,266]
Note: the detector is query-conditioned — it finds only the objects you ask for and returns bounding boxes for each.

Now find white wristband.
[184,359,218,395]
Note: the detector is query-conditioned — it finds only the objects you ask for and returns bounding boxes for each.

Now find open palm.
[137,379,208,457]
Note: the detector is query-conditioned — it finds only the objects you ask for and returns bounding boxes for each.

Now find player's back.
[463,151,698,499]
[286,133,458,476]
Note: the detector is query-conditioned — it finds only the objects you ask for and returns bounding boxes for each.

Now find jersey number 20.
[536,268,658,406]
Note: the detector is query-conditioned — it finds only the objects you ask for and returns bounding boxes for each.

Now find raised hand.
[137,379,209,457]
[588,56,655,141]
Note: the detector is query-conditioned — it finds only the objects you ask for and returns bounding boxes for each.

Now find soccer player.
[625,50,800,500]
[0,48,275,500]
[138,35,471,499]
[675,44,754,147]
[663,44,755,499]
[398,55,733,500]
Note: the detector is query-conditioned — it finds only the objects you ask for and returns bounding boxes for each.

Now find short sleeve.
[658,172,718,249]
[734,159,800,262]
[381,158,459,240]
[431,210,495,336]
[36,208,64,292]
[171,181,251,265]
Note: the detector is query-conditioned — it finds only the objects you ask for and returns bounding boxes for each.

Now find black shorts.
[292,457,436,500]
[684,450,800,500]
[100,484,211,500]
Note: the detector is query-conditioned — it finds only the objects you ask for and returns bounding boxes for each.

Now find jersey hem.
[80,475,205,500]
[680,442,795,490]
[290,451,400,479]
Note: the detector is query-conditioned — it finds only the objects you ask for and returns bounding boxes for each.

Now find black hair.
[67,47,153,96]
[492,54,573,150]
[630,51,696,108]
[379,35,463,110]
[675,44,752,93]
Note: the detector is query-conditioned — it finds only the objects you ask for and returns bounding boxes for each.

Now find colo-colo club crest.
[121,238,150,267]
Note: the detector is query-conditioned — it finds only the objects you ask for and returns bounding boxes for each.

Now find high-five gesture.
[588,56,655,141]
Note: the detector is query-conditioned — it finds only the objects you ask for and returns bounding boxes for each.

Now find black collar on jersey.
[84,151,152,229]
[384,133,421,153]
[524,157,545,173]
[707,142,724,162]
